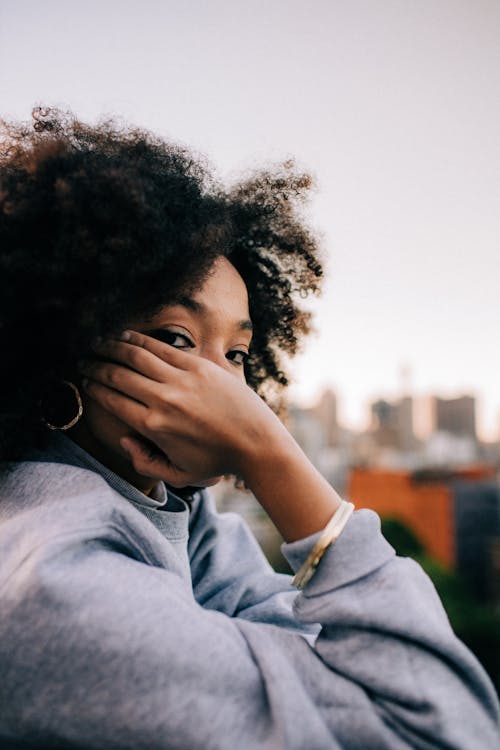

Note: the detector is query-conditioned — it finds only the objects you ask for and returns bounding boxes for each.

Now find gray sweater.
[0,433,498,749]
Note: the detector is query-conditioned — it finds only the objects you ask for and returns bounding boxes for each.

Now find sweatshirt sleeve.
[283,509,500,749]
[187,489,320,638]
[1,510,499,750]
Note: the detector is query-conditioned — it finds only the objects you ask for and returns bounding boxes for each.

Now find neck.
[68,421,158,496]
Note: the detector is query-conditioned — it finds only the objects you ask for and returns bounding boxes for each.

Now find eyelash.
[226,350,249,366]
[150,330,249,367]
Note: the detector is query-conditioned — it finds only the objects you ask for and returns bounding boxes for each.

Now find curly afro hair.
[0,107,323,460]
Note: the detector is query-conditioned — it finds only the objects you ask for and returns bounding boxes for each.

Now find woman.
[0,107,498,749]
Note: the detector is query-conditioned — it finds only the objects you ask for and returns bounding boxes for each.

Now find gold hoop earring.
[41,380,83,431]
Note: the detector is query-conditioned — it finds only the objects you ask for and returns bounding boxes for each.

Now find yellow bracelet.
[292,500,355,590]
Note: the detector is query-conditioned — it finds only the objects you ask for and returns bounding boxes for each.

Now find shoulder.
[0,460,165,578]
[1,458,134,522]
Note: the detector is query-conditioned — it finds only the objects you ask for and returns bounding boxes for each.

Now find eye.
[148,329,194,349]
[226,350,249,366]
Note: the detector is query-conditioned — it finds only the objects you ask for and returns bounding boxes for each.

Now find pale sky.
[1,0,499,439]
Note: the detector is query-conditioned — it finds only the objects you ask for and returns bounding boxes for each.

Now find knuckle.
[128,347,144,369]
[197,363,212,385]
[144,411,162,433]
[158,388,173,408]
[129,330,147,348]
[189,357,204,377]
[106,366,120,388]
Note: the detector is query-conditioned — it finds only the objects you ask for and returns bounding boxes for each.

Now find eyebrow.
[178,296,253,332]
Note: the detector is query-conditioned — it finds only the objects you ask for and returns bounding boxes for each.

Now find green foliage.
[380,517,425,557]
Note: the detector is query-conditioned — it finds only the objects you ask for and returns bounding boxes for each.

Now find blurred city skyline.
[290,381,488,443]
[1,0,499,440]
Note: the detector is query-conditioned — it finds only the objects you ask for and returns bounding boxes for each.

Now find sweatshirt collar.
[34,432,177,511]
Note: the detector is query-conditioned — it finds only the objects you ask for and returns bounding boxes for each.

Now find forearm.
[240,426,343,543]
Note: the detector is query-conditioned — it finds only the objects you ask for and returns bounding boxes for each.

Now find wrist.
[237,419,298,486]
[230,405,293,479]
[237,424,343,543]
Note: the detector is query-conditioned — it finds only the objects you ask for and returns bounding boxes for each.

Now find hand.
[78,330,286,488]
[79,329,343,542]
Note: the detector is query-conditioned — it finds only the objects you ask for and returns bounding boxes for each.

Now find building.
[347,465,499,603]
[286,404,326,466]
[433,395,476,440]
[370,395,416,452]
[311,388,339,448]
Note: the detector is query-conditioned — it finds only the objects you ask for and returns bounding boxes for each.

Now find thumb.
[120,435,186,485]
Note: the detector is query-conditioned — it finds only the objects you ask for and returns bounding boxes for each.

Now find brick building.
[347,465,499,602]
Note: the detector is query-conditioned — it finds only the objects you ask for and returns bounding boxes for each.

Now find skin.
[77,257,342,542]
[71,257,253,494]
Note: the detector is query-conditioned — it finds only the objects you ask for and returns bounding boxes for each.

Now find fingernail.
[119,330,132,341]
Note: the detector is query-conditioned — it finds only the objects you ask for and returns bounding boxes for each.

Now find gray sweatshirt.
[0,433,498,749]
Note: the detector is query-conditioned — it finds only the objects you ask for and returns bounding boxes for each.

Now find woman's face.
[72,256,253,494]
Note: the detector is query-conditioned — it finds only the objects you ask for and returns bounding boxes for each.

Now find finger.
[120,436,190,488]
[79,360,166,407]
[90,338,176,382]
[112,330,196,371]
[82,379,151,435]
